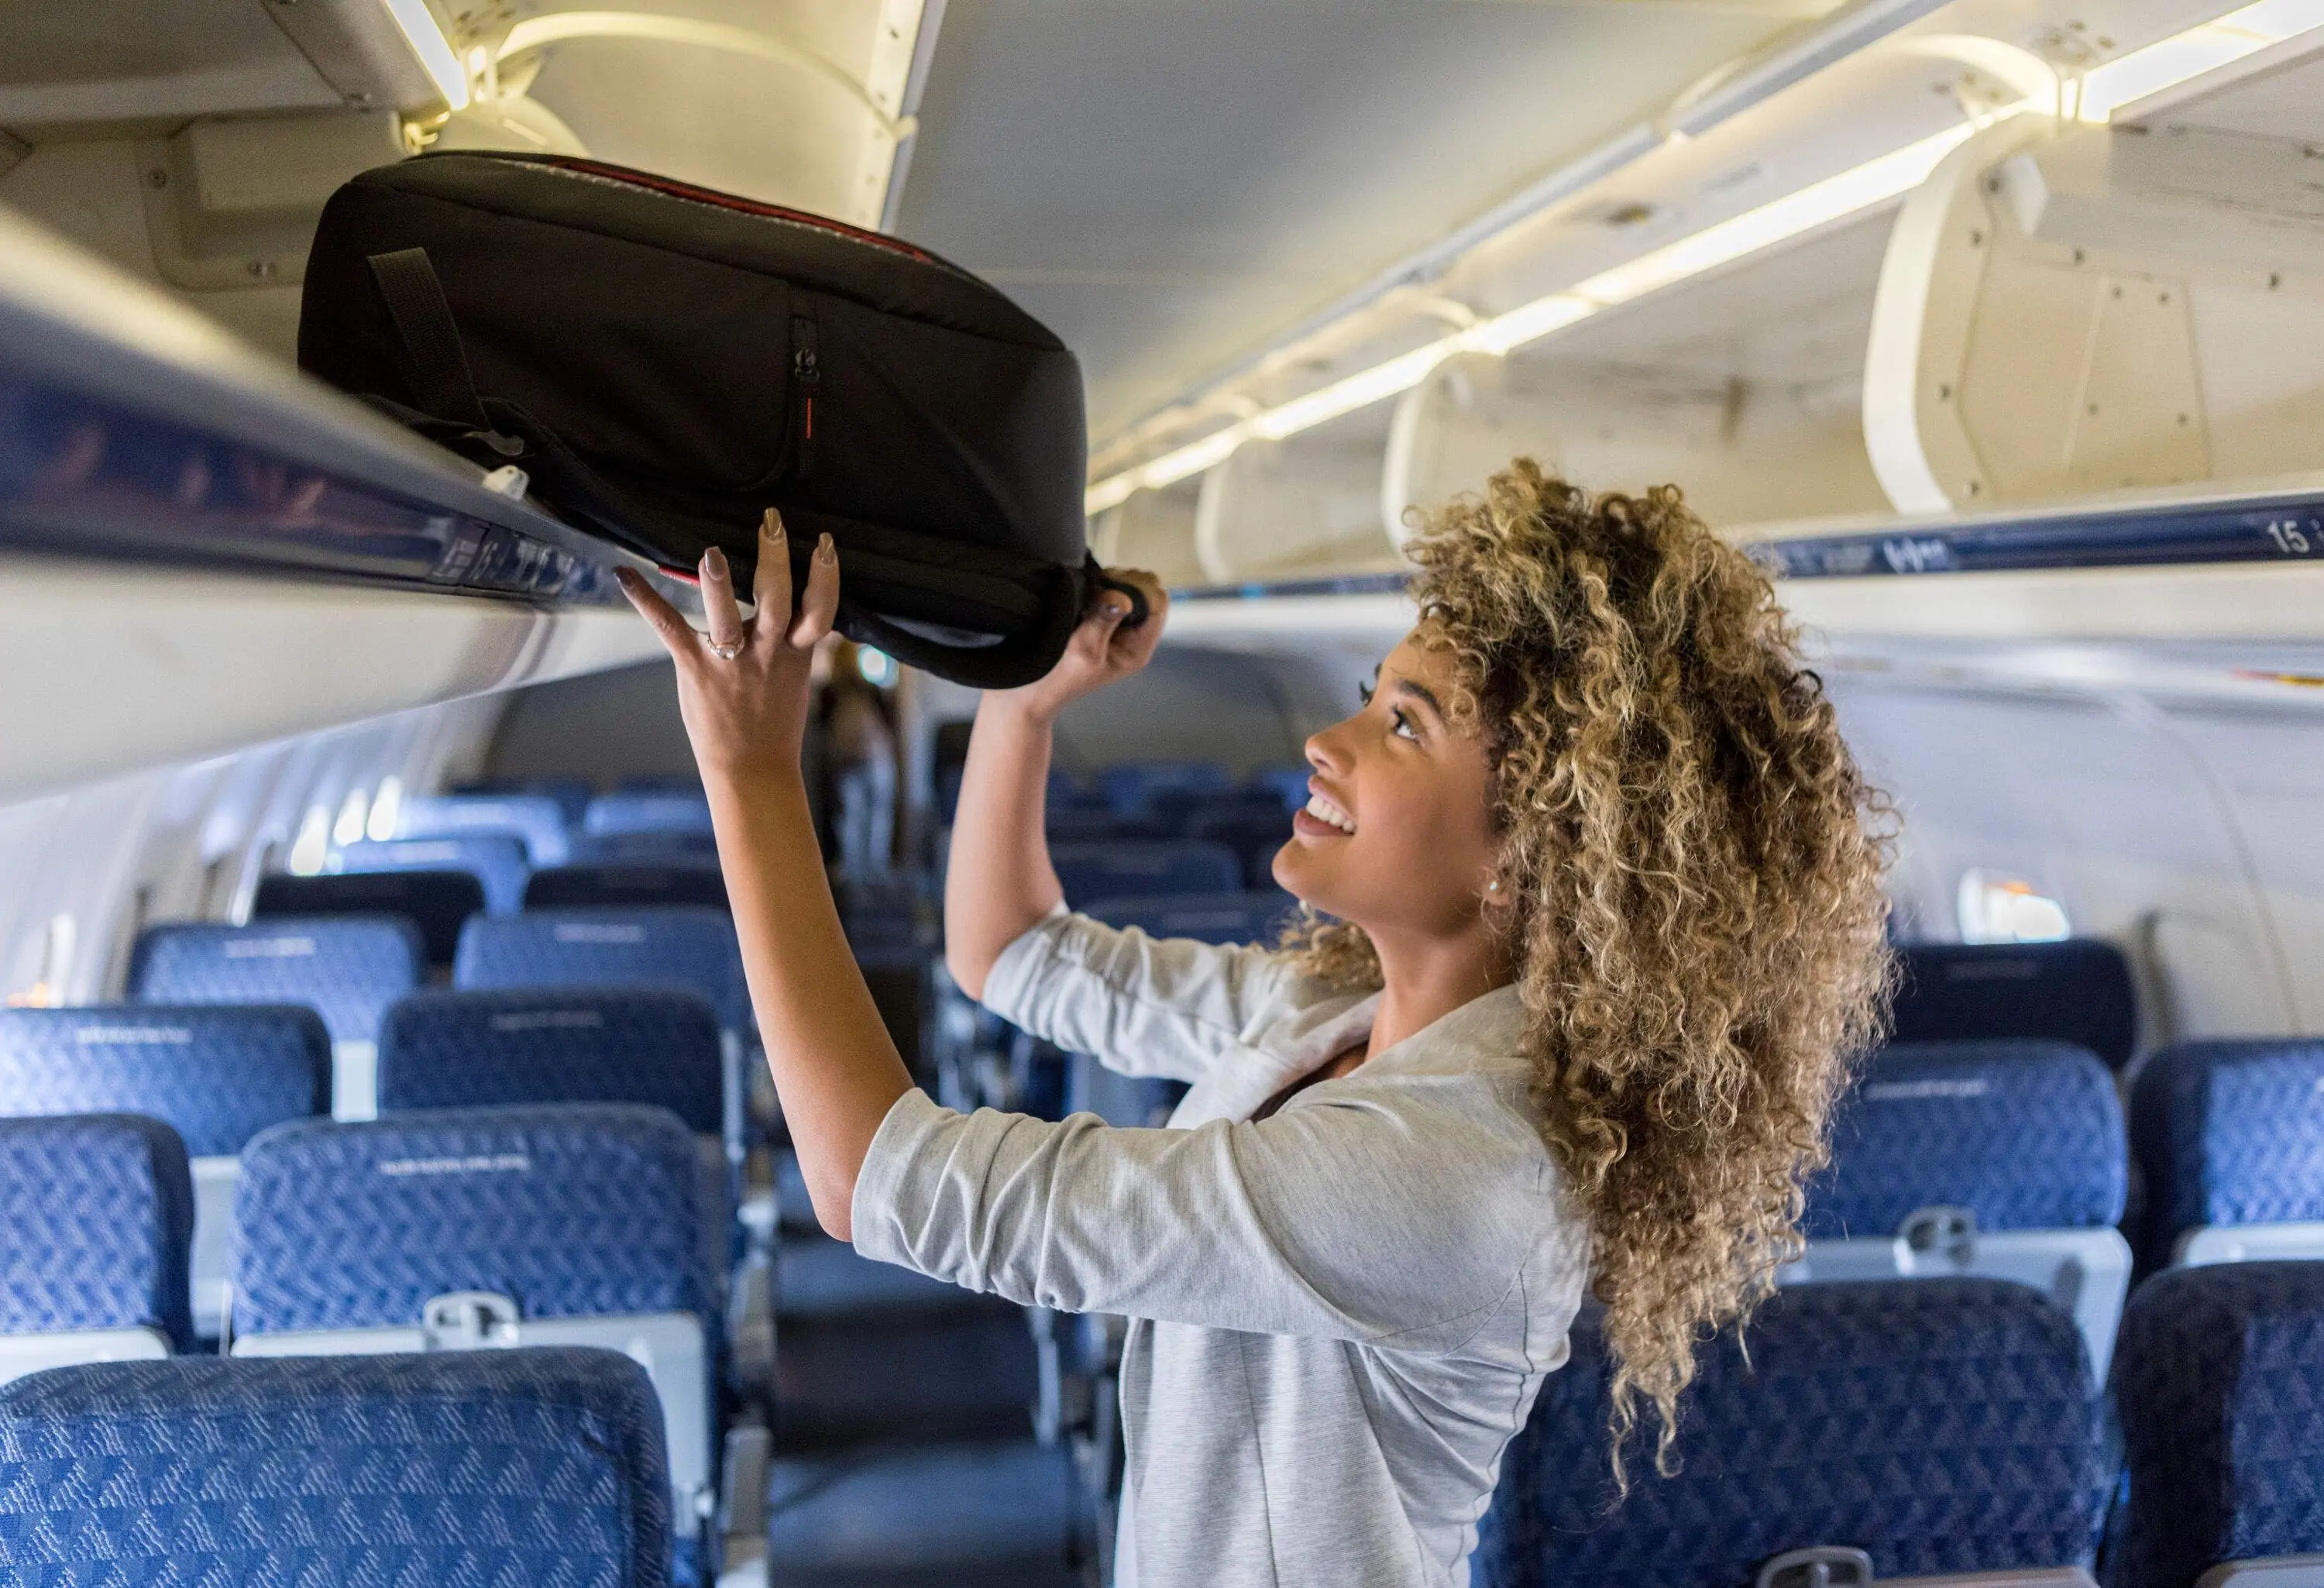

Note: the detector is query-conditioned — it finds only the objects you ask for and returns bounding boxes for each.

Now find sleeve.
[980,909,1307,1084]
[851,1085,1546,1353]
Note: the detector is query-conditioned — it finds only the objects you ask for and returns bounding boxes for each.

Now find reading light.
[379,0,471,111]
[1085,115,1996,515]
[2077,0,2324,120]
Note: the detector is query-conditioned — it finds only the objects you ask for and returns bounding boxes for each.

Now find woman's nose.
[1305,718,1353,775]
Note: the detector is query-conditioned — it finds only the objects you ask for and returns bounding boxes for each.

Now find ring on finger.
[704,631,745,662]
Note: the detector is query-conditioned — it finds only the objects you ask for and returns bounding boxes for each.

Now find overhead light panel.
[2077,0,2324,120]
[380,0,470,111]
[1085,115,1998,515]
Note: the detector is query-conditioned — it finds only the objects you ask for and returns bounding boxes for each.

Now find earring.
[1487,878,1503,894]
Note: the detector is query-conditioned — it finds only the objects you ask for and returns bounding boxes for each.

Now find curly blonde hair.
[1286,459,1893,1477]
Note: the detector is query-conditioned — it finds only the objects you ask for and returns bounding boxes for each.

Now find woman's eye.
[1391,708,1419,741]
[1357,681,1375,707]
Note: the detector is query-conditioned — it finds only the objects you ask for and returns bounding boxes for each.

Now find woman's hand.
[989,569,1168,724]
[615,508,840,785]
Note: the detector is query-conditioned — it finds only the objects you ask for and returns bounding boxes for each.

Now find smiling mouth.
[1301,790,1356,834]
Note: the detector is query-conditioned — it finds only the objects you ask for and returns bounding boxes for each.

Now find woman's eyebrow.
[1388,675,1445,717]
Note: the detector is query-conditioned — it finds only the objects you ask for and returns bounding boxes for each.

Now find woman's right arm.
[943,574,1166,999]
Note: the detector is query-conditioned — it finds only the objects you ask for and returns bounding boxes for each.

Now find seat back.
[1807,1042,2126,1239]
[2113,1262,2324,1588]
[1086,890,1297,948]
[0,1005,328,1158]
[0,1115,194,1370]
[1182,807,1294,885]
[1097,761,1230,819]
[253,871,485,968]
[397,792,572,866]
[335,834,531,915]
[1473,1280,2106,1588]
[1244,765,1311,813]
[2131,1040,2324,1269]
[129,919,423,1050]
[1050,841,1240,908]
[584,789,714,839]
[525,861,728,912]
[0,1349,671,1585]
[231,1104,717,1518]
[452,775,594,827]
[454,906,749,1031]
[379,988,724,1135]
[1791,1041,2132,1376]
[1891,941,2138,1070]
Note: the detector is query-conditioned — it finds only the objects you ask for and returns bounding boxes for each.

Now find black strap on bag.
[366,249,493,433]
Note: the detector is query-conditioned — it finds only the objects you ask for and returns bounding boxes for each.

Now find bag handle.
[366,248,492,432]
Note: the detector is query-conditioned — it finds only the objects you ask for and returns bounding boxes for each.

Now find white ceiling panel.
[896,0,1814,438]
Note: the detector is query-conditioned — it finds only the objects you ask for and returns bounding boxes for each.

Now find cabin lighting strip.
[1083,119,1992,515]
[380,0,473,112]
[2076,0,2324,120]
[1088,0,2324,517]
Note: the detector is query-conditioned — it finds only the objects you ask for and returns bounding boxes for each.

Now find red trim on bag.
[805,397,814,441]
[532,156,933,263]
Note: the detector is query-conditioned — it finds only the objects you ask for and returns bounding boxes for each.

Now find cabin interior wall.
[481,661,700,789]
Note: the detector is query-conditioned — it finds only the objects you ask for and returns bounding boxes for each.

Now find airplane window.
[366,777,404,843]
[287,803,332,876]
[4,913,76,1009]
[1955,869,2071,944]
[858,645,899,687]
[331,789,370,848]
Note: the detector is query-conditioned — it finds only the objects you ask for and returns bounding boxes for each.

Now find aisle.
[758,1160,1088,1587]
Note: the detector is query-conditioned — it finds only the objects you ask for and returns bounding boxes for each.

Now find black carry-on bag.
[298,151,1133,688]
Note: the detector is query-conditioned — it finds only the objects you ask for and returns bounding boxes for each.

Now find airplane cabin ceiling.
[895,0,1831,442]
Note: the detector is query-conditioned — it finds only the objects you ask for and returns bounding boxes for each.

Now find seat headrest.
[128,919,423,1046]
[0,1113,194,1350]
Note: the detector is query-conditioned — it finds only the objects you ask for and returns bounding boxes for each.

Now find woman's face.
[1270,628,1501,940]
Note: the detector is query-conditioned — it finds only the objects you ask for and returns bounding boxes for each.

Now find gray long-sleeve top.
[851,911,1591,1587]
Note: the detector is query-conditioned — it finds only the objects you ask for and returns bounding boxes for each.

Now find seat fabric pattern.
[232,1105,714,1335]
[1804,1041,2126,1239]
[335,834,532,915]
[1473,1279,2106,1588]
[379,988,724,1134]
[454,908,749,1032]
[2110,1262,2324,1588]
[0,1115,194,1352]
[524,864,728,913]
[253,872,485,968]
[129,919,423,1047]
[0,1348,670,1586]
[0,1005,328,1157]
[2130,1040,2324,1266]
[583,791,714,839]
[1048,842,1240,909]
[1891,941,2138,1069]
[397,792,572,867]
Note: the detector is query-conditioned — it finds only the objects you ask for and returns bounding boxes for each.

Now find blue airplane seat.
[1891,940,2138,1070]
[525,861,729,912]
[2131,1039,2324,1270]
[129,917,422,1050]
[231,1105,722,1540]
[0,1005,328,1159]
[1050,841,1240,909]
[0,1114,194,1369]
[453,906,750,1033]
[397,792,572,867]
[335,834,531,914]
[584,789,715,839]
[451,775,596,828]
[570,830,723,864]
[1097,761,1232,820]
[378,988,724,1135]
[1473,1280,2107,1588]
[0,1349,671,1585]
[1182,806,1295,885]
[1246,765,1312,813]
[1791,1040,2132,1377]
[0,1005,328,1343]
[2110,1261,2324,1588]
[253,870,485,968]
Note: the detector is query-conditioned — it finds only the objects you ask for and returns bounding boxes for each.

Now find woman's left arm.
[617,510,911,1242]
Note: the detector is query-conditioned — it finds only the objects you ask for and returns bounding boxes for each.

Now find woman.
[617,460,1892,1588]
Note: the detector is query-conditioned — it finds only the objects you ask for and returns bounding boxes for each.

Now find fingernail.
[816,533,835,562]
[705,548,728,579]
[1105,602,1126,617]
[764,509,783,537]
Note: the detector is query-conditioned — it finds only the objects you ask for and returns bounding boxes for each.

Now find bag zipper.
[792,308,821,482]
[512,154,940,266]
